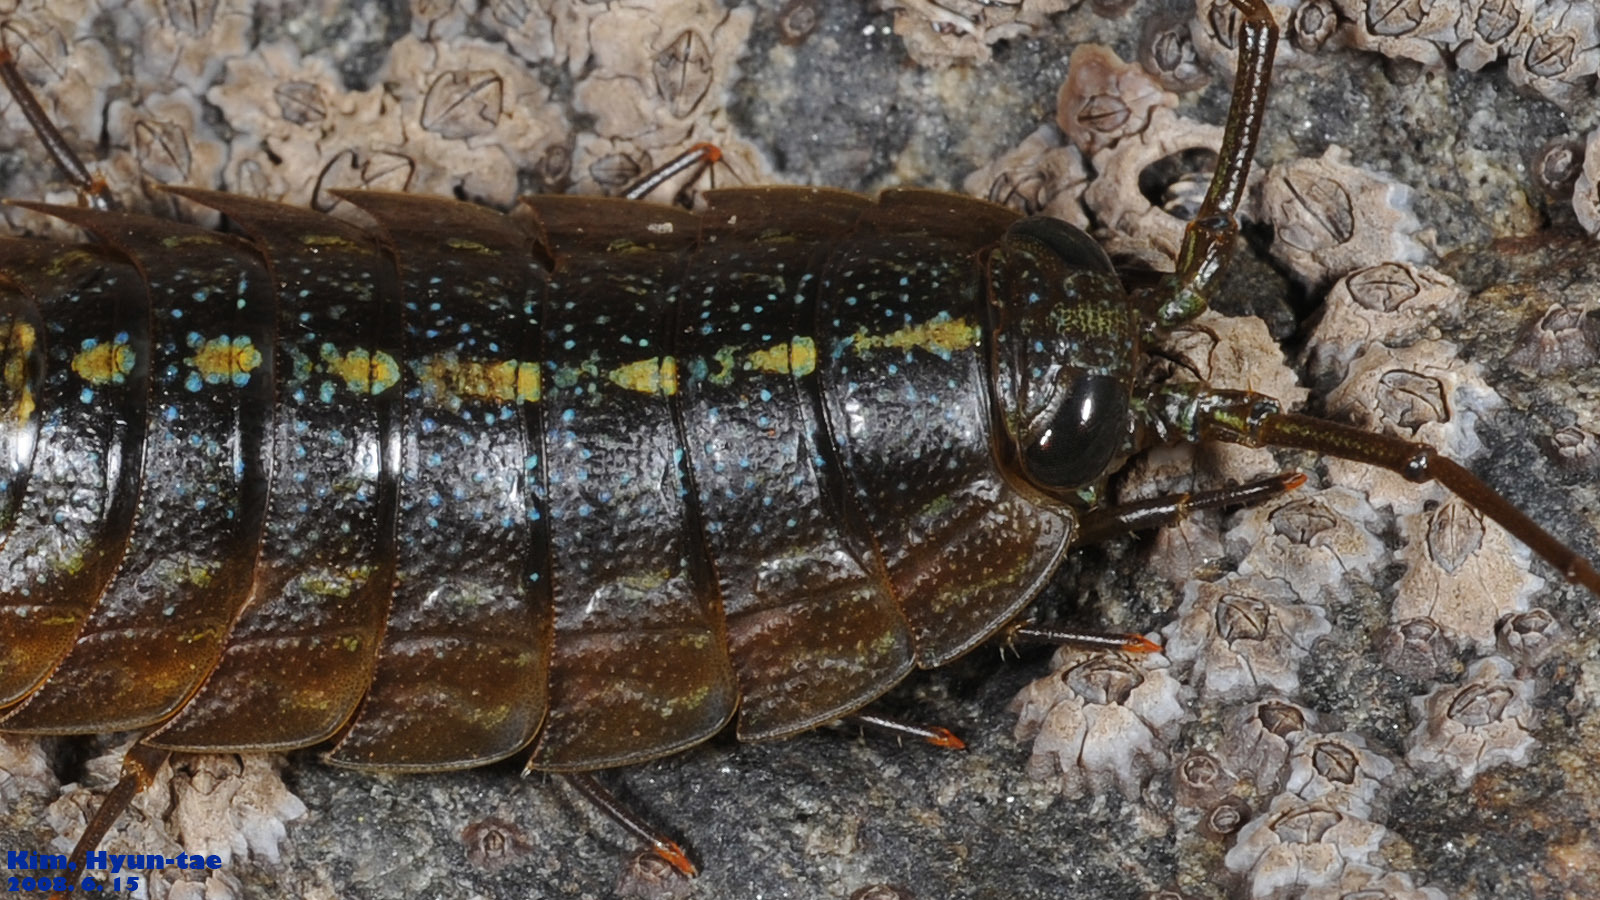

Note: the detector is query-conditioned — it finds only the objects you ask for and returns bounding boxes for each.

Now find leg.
[998,474,1305,657]
[1142,384,1600,597]
[57,744,171,892]
[841,713,966,750]
[1073,472,1305,545]
[621,142,723,204]
[1131,0,1278,327]
[562,772,697,877]
[0,47,117,211]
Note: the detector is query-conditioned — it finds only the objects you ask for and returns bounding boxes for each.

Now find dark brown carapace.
[0,0,1595,889]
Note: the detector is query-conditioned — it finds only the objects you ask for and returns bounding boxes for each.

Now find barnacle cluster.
[1,0,770,224]
[1009,650,1191,798]
[1187,0,1600,112]
[882,0,1076,67]
[38,741,303,900]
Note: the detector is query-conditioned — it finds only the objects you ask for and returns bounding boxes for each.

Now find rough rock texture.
[0,1,1597,899]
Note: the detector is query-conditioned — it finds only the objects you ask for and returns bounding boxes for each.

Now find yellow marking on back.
[709,347,736,386]
[853,315,980,357]
[609,356,678,396]
[161,233,224,249]
[416,357,542,405]
[45,249,97,278]
[790,336,817,376]
[188,335,262,385]
[742,337,817,377]
[0,321,36,424]
[445,237,499,256]
[72,335,137,386]
[321,345,401,395]
[301,233,362,252]
[746,343,790,374]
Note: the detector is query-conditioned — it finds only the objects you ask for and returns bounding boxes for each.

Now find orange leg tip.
[926,727,967,751]
[654,840,698,878]
[1123,634,1162,654]
[687,141,723,163]
[1282,472,1309,491]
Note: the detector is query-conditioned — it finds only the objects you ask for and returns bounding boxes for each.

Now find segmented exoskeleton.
[1,0,1598,893]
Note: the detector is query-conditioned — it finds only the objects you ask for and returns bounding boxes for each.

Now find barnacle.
[1505,302,1600,376]
[376,37,565,206]
[1322,341,1501,509]
[1577,129,1600,237]
[1285,0,1343,55]
[1217,699,1320,795]
[1198,795,1253,840]
[461,817,535,872]
[0,11,118,237]
[0,734,55,807]
[961,125,1091,227]
[1548,424,1600,472]
[1495,608,1569,668]
[168,755,307,866]
[618,849,697,899]
[0,4,117,147]
[1406,656,1539,788]
[1225,487,1388,600]
[1138,9,1211,92]
[884,0,1076,68]
[1455,0,1535,71]
[1116,312,1303,583]
[1057,44,1177,159]
[1506,0,1600,112]
[1084,108,1228,270]
[1223,793,1389,898]
[1283,732,1395,818]
[1009,651,1191,798]
[409,0,472,41]
[104,90,229,216]
[1379,616,1459,681]
[1154,311,1306,482]
[1306,262,1466,385]
[1172,749,1239,809]
[207,41,406,209]
[1333,0,1459,67]
[1192,0,1347,72]
[1293,864,1450,900]
[1259,145,1427,289]
[123,0,253,93]
[1532,136,1586,202]
[567,0,768,195]
[776,0,822,45]
[42,742,301,898]
[574,0,752,137]
[1391,496,1544,651]
[1162,573,1332,702]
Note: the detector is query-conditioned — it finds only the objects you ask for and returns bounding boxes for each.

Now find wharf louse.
[2,0,1600,892]
[0,185,1074,771]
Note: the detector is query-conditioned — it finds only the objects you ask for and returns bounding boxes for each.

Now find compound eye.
[1023,374,1128,490]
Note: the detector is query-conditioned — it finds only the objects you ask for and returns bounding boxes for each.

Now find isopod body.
[0,183,1099,772]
